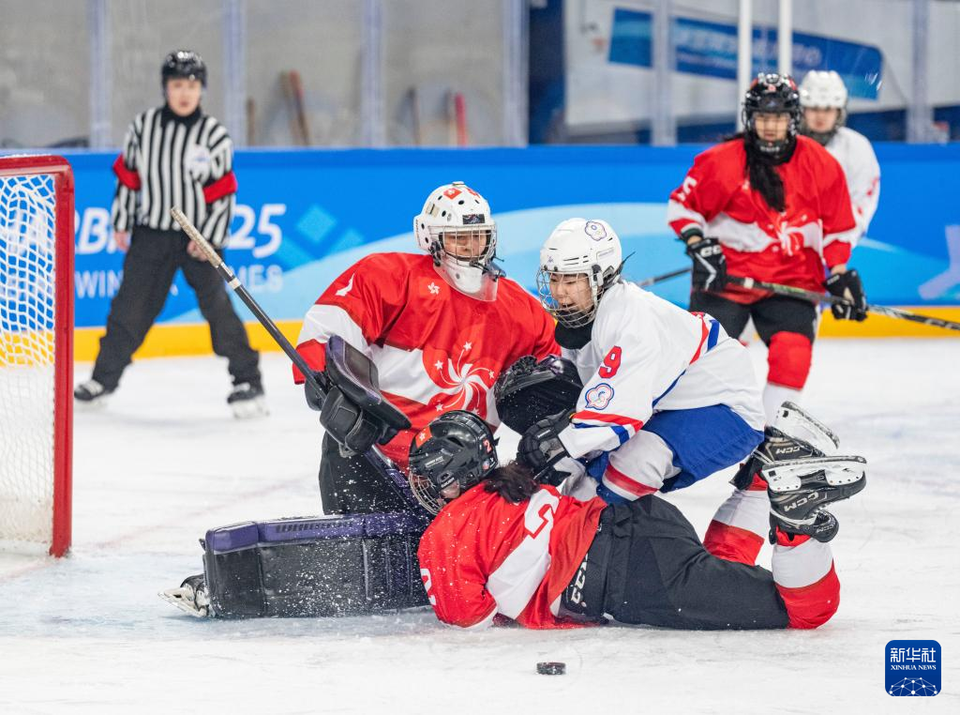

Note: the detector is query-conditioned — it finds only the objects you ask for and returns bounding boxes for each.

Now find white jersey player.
[800,70,881,241]
[519,218,765,503]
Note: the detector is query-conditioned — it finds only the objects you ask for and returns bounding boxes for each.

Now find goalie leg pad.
[200,513,429,618]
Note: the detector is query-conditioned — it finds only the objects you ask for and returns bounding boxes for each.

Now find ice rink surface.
[2,339,959,714]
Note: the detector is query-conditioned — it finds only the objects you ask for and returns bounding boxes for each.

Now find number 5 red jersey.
[667,135,857,302]
[417,483,606,629]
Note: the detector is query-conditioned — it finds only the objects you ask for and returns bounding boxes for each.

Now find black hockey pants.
[689,290,818,344]
[570,496,790,629]
[91,227,260,391]
[317,434,410,515]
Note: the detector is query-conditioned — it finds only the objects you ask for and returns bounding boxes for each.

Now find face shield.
[430,226,500,301]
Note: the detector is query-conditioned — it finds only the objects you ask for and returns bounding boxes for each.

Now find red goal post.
[0,155,74,557]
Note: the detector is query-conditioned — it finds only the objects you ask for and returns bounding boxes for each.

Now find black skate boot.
[227,380,268,419]
[733,401,842,490]
[766,457,866,543]
[159,573,210,617]
[771,509,841,544]
[73,379,115,409]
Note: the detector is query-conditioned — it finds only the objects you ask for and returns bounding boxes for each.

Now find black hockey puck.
[536,661,566,675]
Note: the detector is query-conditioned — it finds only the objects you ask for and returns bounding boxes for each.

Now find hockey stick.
[169,208,427,514]
[634,266,691,288]
[727,275,960,333]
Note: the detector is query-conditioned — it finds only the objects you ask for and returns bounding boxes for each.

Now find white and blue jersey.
[558,281,765,502]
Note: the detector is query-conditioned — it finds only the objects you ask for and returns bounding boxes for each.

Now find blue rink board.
[57,143,960,328]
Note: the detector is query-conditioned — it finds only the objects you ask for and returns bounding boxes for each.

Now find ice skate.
[733,401,847,489]
[228,380,268,419]
[73,379,114,410]
[766,456,866,543]
[159,574,210,617]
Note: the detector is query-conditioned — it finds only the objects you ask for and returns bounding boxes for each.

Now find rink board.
[48,143,960,358]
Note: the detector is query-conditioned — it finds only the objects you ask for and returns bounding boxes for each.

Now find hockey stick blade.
[763,455,867,491]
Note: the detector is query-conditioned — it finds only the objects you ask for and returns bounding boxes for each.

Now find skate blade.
[231,396,269,420]
[73,395,112,412]
[773,402,840,454]
[763,455,867,492]
[158,587,209,618]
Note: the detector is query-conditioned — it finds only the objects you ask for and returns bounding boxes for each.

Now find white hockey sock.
[763,383,802,425]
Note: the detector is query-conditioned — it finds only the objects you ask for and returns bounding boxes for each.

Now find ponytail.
[484,462,540,503]
[724,131,794,213]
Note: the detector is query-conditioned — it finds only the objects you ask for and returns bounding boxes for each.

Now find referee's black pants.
[92,226,260,391]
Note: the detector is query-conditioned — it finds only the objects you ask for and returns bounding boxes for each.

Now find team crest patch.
[584,221,607,241]
[584,382,615,410]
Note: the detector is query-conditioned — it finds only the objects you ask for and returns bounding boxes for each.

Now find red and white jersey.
[823,126,880,241]
[667,135,857,303]
[559,281,765,468]
[294,253,559,469]
[417,483,606,629]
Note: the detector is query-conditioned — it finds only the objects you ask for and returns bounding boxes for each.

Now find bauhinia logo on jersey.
[885,640,940,696]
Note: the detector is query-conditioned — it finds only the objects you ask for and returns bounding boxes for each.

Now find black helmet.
[742,72,800,156]
[407,411,498,514]
[161,50,207,87]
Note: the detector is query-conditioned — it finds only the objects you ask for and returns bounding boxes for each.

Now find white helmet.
[799,70,848,109]
[799,71,848,145]
[536,218,623,328]
[413,182,500,300]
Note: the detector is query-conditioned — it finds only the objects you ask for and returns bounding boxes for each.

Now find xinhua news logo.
[885,640,940,696]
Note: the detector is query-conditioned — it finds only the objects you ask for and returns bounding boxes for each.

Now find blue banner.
[609,10,882,100]
[63,143,960,329]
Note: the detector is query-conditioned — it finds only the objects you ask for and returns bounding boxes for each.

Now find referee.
[75,50,265,418]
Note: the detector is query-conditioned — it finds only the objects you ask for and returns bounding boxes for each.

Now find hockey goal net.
[0,155,73,557]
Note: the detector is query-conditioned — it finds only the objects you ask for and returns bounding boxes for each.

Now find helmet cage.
[799,72,848,145]
[535,261,622,329]
[407,411,498,515]
[413,183,499,300]
[742,73,801,156]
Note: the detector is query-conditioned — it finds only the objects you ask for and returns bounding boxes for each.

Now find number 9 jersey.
[557,281,765,495]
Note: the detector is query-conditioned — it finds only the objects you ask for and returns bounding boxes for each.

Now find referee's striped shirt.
[111,105,237,247]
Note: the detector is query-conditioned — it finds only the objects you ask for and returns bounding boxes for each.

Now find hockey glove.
[319,386,383,455]
[518,411,573,483]
[824,269,867,322]
[304,371,326,411]
[686,236,728,292]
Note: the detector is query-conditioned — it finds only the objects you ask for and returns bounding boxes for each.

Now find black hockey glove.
[686,236,728,292]
[518,411,573,484]
[319,386,384,455]
[304,371,326,411]
[824,269,867,322]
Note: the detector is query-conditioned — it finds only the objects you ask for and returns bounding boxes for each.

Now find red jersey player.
[294,182,558,514]
[668,74,866,422]
[412,410,866,631]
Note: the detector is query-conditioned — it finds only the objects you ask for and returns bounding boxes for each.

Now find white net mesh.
[0,172,58,549]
